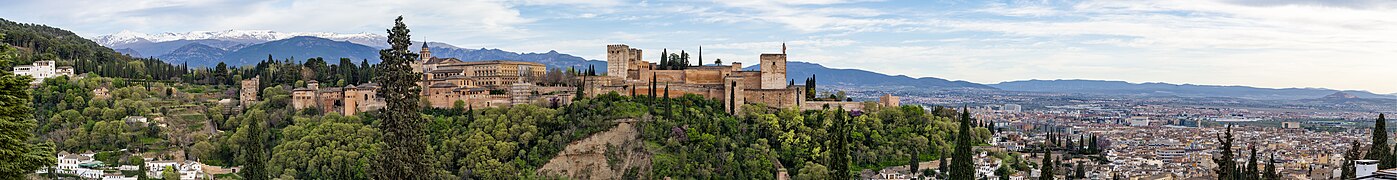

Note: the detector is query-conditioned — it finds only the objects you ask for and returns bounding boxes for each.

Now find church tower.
[413,41,430,74]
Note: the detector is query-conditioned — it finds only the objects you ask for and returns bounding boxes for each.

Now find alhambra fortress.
[269,43,897,115]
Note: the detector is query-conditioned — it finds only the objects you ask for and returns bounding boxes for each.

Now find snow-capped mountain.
[91,30,387,48]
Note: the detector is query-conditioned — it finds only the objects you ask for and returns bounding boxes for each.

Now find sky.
[2,0,1396,93]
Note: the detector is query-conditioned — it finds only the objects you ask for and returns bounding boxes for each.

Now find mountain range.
[89,30,1395,100]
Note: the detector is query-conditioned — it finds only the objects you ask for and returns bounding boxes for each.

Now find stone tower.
[413,42,430,74]
[759,53,787,89]
[239,76,260,106]
[606,44,641,79]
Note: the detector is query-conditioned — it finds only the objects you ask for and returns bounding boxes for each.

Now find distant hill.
[110,39,245,58]
[990,79,1397,100]
[219,36,381,66]
[747,62,995,89]
[417,47,607,71]
[156,43,228,65]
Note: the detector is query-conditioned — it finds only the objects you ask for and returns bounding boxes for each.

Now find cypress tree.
[1245,145,1259,180]
[909,148,919,180]
[372,16,432,180]
[1343,140,1362,179]
[1039,148,1053,180]
[1264,153,1278,180]
[1371,113,1392,168]
[950,108,976,179]
[938,152,948,178]
[829,108,851,180]
[239,110,269,180]
[1213,124,1239,180]
[1074,162,1085,179]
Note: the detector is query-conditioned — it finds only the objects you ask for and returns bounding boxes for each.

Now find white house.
[179,161,205,180]
[103,172,137,180]
[56,152,94,173]
[12,60,74,84]
[146,160,180,177]
[74,168,103,179]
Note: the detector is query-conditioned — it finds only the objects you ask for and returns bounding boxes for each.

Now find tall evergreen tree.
[1263,153,1278,180]
[950,108,976,179]
[1039,148,1053,180]
[938,151,948,178]
[0,67,57,179]
[1343,140,1362,179]
[372,16,431,180]
[1075,162,1085,179]
[830,108,852,180]
[1213,124,1239,180]
[1371,113,1393,168]
[239,109,269,180]
[1245,145,1259,180]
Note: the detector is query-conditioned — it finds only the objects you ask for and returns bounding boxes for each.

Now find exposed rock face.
[537,119,650,179]
[1323,91,1360,99]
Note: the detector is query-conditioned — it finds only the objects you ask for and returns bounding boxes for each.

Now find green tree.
[133,158,147,180]
[1039,149,1053,180]
[162,166,178,180]
[829,108,851,179]
[269,114,379,180]
[0,66,57,178]
[1213,125,1239,180]
[995,165,1011,180]
[239,109,270,180]
[1264,153,1278,180]
[950,108,975,179]
[1245,145,1259,180]
[372,16,432,180]
[1343,140,1361,179]
[794,162,828,180]
[1370,114,1392,168]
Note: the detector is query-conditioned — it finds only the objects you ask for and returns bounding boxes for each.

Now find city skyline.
[2,0,1395,93]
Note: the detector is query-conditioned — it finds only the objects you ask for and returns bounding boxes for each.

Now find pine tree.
[950,108,976,179]
[0,68,57,179]
[373,16,432,180]
[1371,114,1393,168]
[1213,124,1239,180]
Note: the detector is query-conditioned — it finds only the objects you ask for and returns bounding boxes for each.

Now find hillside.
[0,18,185,80]
[991,79,1397,100]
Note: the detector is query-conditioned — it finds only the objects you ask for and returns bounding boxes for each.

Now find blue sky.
[3,0,1396,93]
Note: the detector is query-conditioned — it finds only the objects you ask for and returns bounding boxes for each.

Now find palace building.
[288,42,895,115]
[588,44,897,114]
